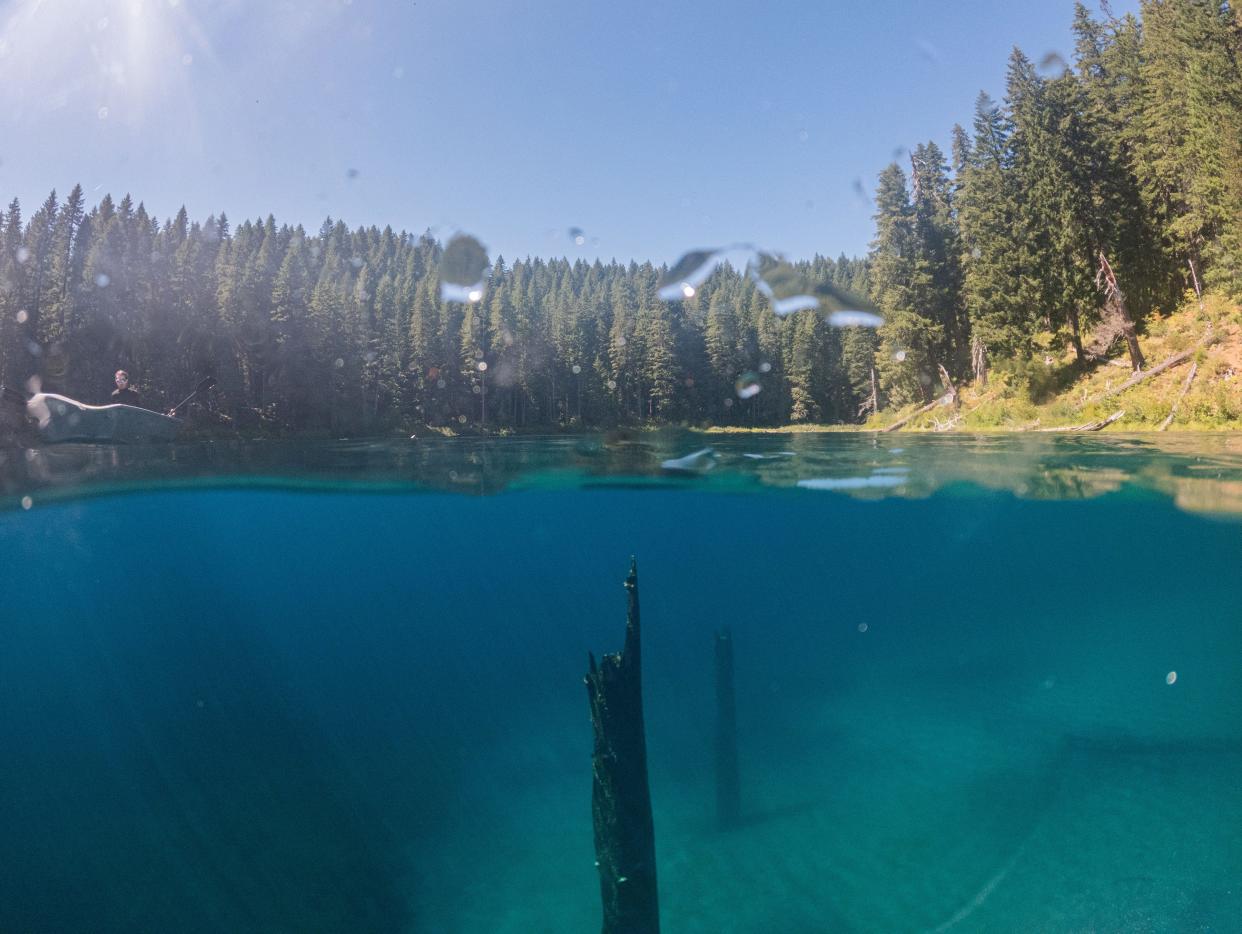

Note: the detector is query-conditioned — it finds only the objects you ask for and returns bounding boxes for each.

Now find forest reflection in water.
[4,432,1242,517]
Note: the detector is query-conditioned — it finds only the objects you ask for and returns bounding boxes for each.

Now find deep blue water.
[2,435,1241,932]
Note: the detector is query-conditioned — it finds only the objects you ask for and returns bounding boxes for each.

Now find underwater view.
[2,433,1241,932]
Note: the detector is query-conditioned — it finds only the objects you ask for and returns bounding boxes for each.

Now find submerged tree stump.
[715,627,740,829]
[585,558,660,934]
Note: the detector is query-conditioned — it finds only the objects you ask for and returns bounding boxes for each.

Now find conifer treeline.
[1,1,1238,433]
[0,189,871,431]
[868,0,1241,408]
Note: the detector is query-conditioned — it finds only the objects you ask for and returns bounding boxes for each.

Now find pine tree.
[872,163,941,404]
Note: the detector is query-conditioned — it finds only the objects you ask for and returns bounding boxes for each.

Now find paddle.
[168,376,216,417]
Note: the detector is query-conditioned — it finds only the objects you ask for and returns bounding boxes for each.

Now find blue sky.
[0,0,1138,265]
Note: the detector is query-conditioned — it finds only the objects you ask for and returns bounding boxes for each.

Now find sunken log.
[715,628,740,829]
[585,558,660,934]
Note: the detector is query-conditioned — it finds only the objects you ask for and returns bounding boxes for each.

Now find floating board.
[27,393,182,444]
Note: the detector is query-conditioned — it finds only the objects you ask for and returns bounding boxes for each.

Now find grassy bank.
[711,293,1242,434]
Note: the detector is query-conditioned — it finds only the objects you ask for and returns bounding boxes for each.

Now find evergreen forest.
[1,1,1239,435]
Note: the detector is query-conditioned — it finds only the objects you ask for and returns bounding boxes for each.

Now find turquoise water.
[2,434,1241,932]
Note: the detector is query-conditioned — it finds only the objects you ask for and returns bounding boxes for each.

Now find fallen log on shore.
[1087,326,1215,405]
[1035,409,1125,432]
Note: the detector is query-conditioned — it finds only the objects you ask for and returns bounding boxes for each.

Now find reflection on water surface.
[5,432,1242,517]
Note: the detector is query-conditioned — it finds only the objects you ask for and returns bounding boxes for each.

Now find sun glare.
[0,0,212,124]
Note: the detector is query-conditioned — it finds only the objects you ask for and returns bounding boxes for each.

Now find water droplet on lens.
[1166,671,1177,685]
[334,357,344,368]
[182,53,193,65]
[893,349,907,362]
[1038,51,1068,74]
[915,38,942,63]
[436,378,447,389]
[658,248,728,301]
[97,106,109,120]
[439,234,489,303]
[735,371,762,399]
[477,361,488,372]
[15,247,31,263]
[797,128,809,142]
[826,310,884,328]
[607,379,617,390]
[95,273,110,287]
[457,414,467,424]
[20,496,32,510]
[15,309,28,323]
[661,447,718,473]
[571,364,581,374]
[758,362,772,373]
[971,246,982,259]
[858,622,868,633]
[749,252,818,316]
[472,385,481,394]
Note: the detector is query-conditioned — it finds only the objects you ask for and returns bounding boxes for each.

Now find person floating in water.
[111,370,143,407]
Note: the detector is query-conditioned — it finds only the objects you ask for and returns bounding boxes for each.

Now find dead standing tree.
[1096,252,1145,373]
[971,337,988,389]
[714,628,740,829]
[585,559,660,934]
